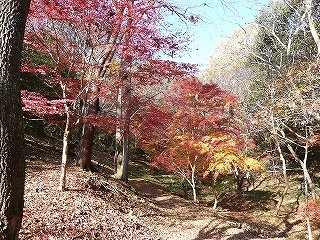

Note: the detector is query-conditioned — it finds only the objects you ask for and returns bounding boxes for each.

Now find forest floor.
[19,134,320,239]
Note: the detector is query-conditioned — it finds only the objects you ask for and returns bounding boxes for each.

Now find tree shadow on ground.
[192,212,302,240]
[24,134,316,239]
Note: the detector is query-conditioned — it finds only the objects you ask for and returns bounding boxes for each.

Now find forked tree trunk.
[286,144,316,199]
[0,1,31,239]
[177,161,197,203]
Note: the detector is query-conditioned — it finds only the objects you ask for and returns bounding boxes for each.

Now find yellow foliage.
[204,149,264,181]
[244,157,265,172]
[194,142,211,154]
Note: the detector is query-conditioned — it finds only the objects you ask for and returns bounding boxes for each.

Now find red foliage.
[143,77,247,180]
[297,199,320,222]
[24,0,194,134]
[132,103,173,157]
[21,90,72,117]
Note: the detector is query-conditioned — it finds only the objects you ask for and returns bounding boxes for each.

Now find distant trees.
[248,0,320,198]
[202,24,258,99]
[203,1,320,238]
[0,0,31,239]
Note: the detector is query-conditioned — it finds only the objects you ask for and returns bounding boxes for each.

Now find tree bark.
[114,87,123,177]
[77,84,99,172]
[306,0,320,56]
[121,117,130,183]
[58,105,71,191]
[113,60,133,182]
[286,144,316,199]
[275,137,289,215]
[114,85,131,182]
[78,122,95,171]
[0,1,31,239]
[190,163,197,202]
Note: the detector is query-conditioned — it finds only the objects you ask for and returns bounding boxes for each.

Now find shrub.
[297,199,320,222]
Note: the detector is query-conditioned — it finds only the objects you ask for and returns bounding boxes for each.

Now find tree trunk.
[77,85,99,172]
[306,0,320,56]
[114,91,131,182]
[178,162,197,202]
[275,137,289,215]
[287,144,316,199]
[78,122,95,171]
[114,87,123,178]
[114,73,132,182]
[0,1,31,239]
[190,164,197,202]
[121,119,130,183]
[302,142,313,240]
[58,108,71,191]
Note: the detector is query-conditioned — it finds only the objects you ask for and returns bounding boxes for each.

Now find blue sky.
[166,0,271,71]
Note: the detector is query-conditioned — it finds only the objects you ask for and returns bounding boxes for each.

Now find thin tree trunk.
[190,164,197,202]
[306,0,320,56]
[275,137,289,215]
[114,87,123,178]
[287,144,316,199]
[270,110,290,215]
[212,184,218,210]
[58,108,71,191]
[302,142,313,240]
[0,1,31,239]
[121,118,130,183]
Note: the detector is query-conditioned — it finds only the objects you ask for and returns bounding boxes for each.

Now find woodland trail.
[20,135,311,239]
[129,179,289,240]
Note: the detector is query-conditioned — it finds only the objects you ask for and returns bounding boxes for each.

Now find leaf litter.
[20,135,312,239]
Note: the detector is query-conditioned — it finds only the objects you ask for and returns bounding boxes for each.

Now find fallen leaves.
[20,163,160,239]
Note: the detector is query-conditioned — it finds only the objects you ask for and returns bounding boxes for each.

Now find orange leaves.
[146,77,257,183]
[297,199,320,222]
[203,149,264,182]
[193,141,211,155]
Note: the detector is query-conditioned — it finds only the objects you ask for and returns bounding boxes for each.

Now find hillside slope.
[20,135,313,239]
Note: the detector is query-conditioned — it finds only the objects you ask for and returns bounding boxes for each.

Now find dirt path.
[129,179,294,240]
[22,135,313,239]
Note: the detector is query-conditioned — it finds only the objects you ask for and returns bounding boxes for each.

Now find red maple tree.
[143,77,263,204]
[24,0,195,185]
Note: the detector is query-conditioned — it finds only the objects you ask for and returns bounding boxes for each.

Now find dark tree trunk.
[0,1,31,239]
[77,85,99,171]
[78,122,95,171]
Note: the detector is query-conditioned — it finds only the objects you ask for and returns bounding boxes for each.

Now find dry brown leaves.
[20,162,161,240]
